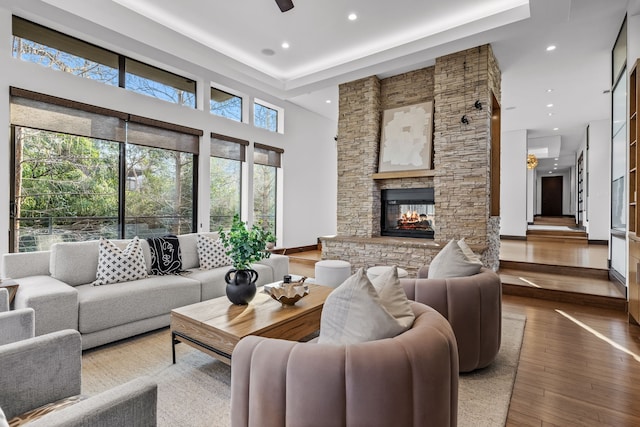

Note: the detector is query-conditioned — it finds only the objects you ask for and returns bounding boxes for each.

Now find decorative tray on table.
[264,276,309,306]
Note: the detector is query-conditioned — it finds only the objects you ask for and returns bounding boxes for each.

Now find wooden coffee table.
[170,283,333,365]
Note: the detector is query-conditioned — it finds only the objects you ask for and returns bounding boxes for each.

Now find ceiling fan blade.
[275,0,294,12]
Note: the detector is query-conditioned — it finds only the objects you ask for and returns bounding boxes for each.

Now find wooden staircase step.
[499,264,626,312]
[500,260,609,280]
[527,229,587,238]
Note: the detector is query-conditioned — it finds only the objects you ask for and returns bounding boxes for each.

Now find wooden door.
[541,176,563,216]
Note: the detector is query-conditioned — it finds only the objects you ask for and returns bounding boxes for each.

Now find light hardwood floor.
[288,242,640,426]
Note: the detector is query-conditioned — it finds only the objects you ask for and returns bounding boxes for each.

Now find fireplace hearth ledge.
[319,235,487,252]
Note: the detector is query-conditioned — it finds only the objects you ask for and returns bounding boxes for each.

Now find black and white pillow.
[197,234,233,270]
[93,237,148,286]
[147,235,182,275]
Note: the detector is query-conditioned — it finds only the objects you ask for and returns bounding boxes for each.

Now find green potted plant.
[219,215,275,304]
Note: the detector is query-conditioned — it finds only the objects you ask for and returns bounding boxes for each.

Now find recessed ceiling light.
[554,158,558,161]
[261,48,275,56]
[554,167,557,170]
[281,42,290,49]
[548,113,553,116]
[546,89,554,93]
[546,103,554,108]
[325,100,331,104]
[548,171,553,174]
[554,163,558,166]
[553,127,559,131]
[546,45,556,51]
[348,13,358,21]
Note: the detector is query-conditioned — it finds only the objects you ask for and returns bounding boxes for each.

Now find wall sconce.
[527,154,538,169]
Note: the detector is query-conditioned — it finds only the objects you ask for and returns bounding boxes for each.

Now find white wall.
[500,129,528,237]
[0,6,338,254]
[585,119,611,241]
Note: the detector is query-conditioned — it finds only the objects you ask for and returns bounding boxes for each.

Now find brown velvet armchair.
[230,302,458,427]
[400,267,502,372]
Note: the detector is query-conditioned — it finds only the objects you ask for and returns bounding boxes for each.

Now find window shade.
[210,133,248,161]
[254,143,283,167]
[127,115,201,154]
[10,88,127,142]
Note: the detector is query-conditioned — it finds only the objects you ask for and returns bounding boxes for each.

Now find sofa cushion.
[50,239,152,286]
[428,239,482,279]
[197,234,233,270]
[147,235,182,275]
[76,275,201,334]
[318,268,410,345]
[371,266,415,330]
[93,237,148,286]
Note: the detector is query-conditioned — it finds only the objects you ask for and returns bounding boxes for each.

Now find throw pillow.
[93,237,148,286]
[457,238,482,263]
[318,268,410,345]
[428,239,482,279]
[147,235,183,275]
[371,266,415,330]
[197,234,233,270]
[7,395,86,427]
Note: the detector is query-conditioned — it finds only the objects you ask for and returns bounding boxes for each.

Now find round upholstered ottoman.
[366,266,409,281]
[314,260,352,288]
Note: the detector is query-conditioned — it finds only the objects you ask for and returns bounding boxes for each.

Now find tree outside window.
[210,157,241,230]
[254,102,278,132]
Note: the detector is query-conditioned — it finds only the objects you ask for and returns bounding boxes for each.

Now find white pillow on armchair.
[428,239,482,279]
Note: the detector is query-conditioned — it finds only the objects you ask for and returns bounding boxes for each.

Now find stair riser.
[499,260,608,280]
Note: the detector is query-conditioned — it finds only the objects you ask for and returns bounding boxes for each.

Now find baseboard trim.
[500,235,527,240]
[588,239,608,245]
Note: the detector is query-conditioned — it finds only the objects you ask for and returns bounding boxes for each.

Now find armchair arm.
[0,308,34,345]
[27,376,158,427]
[0,288,8,312]
[0,330,81,419]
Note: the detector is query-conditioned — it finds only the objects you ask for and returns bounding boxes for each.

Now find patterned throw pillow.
[147,235,182,275]
[93,237,148,286]
[8,395,87,427]
[197,234,233,270]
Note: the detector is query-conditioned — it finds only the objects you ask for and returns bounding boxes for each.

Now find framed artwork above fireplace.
[378,101,433,173]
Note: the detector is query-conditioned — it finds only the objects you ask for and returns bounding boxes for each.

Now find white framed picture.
[378,101,433,172]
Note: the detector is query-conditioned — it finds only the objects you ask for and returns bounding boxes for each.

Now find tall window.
[13,127,120,251]
[253,144,283,236]
[210,134,247,230]
[125,145,194,238]
[254,101,279,132]
[12,16,196,108]
[211,87,242,122]
[9,88,201,252]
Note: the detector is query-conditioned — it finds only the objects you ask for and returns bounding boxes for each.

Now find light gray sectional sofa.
[1,233,289,350]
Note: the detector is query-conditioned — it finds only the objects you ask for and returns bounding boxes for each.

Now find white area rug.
[82,312,526,426]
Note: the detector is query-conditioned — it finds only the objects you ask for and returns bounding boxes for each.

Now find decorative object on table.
[0,278,19,304]
[264,276,309,306]
[219,215,276,305]
[378,101,433,172]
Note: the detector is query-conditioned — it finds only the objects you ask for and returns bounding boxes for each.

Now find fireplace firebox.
[381,188,435,238]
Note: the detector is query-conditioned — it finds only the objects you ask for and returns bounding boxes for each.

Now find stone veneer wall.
[323,44,501,273]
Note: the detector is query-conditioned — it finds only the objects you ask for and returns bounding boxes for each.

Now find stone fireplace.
[321,45,502,275]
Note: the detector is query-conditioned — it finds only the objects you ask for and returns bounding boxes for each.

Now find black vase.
[224,269,258,305]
